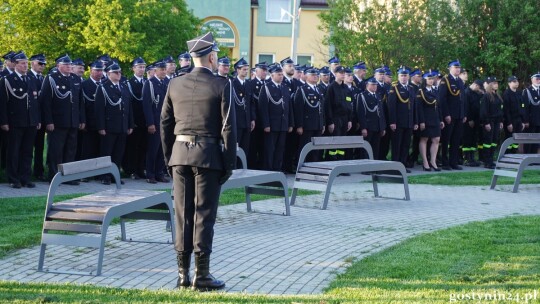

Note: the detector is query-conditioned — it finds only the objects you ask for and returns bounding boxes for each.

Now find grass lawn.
[1,215,539,303]
[408,169,540,186]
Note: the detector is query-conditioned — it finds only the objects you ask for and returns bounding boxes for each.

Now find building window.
[258,53,275,64]
[266,0,292,23]
[297,55,313,66]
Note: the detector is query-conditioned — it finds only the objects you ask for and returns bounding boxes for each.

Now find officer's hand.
[251,121,255,131]
[525,123,529,129]
[296,127,303,135]
[347,121,352,131]
[99,130,106,136]
[264,127,270,133]
[0,125,8,132]
[127,128,133,135]
[148,125,156,134]
[420,123,425,131]
[380,130,386,137]
[440,122,445,129]
[219,170,233,185]
[499,122,503,131]
[507,124,513,133]
[462,117,467,123]
[167,166,173,177]
[46,124,54,132]
[288,127,293,133]
[79,123,85,130]
[361,129,368,137]
[390,124,396,131]
[413,124,418,131]
[322,126,325,134]
[522,123,525,131]
[445,116,451,124]
[36,123,41,130]
[468,120,475,128]
[328,124,335,134]
[485,124,491,132]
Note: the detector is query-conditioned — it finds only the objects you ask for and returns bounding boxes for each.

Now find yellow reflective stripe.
[491,143,498,147]
[336,150,345,155]
[483,144,491,148]
[328,151,338,156]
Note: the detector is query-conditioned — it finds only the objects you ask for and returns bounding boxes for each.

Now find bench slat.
[59,156,112,175]
[47,211,105,223]
[51,205,110,213]
[513,133,540,141]
[120,211,171,221]
[298,166,332,175]
[43,221,102,234]
[296,173,330,182]
[495,162,521,169]
[312,136,364,146]
[503,154,531,159]
[493,169,518,178]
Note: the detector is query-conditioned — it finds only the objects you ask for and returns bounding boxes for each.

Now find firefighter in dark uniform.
[175,51,192,77]
[317,66,331,97]
[160,32,236,291]
[294,67,325,162]
[79,61,104,166]
[388,67,417,170]
[522,72,540,153]
[352,62,367,93]
[407,68,423,167]
[417,70,444,171]
[375,66,391,160]
[503,76,526,153]
[281,57,299,173]
[95,62,134,184]
[258,65,294,171]
[0,51,41,188]
[325,66,352,160]
[246,61,267,169]
[357,77,386,160]
[0,51,15,77]
[142,59,168,183]
[439,60,466,170]
[216,56,231,78]
[27,54,47,181]
[462,79,484,166]
[328,56,340,84]
[479,77,503,168]
[41,54,85,183]
[232,57,253,163]
[0,51,16,170]
[123,57,147,179]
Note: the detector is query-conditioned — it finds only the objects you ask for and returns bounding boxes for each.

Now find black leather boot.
[176,252,191,288]
[192,252,225,291]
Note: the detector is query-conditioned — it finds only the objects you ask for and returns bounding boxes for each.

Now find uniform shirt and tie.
[294,82,325,162]
[357,90,386,160]
[142,76,167,180]
[79,77,102,160]
[438,73,465,168]
[232,76,253,159]
[388,82,416,165]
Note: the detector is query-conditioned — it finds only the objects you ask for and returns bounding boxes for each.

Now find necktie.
[21,75,26,83]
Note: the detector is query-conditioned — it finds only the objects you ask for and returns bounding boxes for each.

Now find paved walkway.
[0,168,539,295]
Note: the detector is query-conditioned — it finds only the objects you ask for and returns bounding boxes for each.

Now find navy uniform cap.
[97,54,111,63]
[448,59,461,68]
[374,66,386,74]
[255,61,268,70]
[105,62,121,72]
[30,53,47,64]
[72,58,84,66]
[187,32,220,58]
[55,54,72,64]
[385,66,392,76]
[280,57,294,66]
[353,61,366,70]
[12,51,28,61]
[410,69,422,77]
[530,72,540,79]
[473,79,484,86]
[304,67,318,75]
[319,66,330,75]
[146,64,155,72]
[177,52,191,60]
[90,61,104,70]
[344,67,352,74]
[233,57,249,70]
[131,57,146,66]
[334,66,345,73]
[153,60,167,69]
[269,65,283,73]
[328,56,340,64]
[397,66,410,75]
[508,75,518,82]
[433,69,442,77]
[486,76,498,83]
[422,70,436,79]
[163,56,174,63]
[218,56,230,66]
[366,77,378,84]
[2,51,15,61]
[460,67,468,73]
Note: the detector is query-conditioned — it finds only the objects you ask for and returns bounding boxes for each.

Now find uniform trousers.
[407,131,421,164]
[33,128,46,178]
[47,128,78,180]
[282,132,298,172]
[248,127,264,169]
[440,120,463,167]
[263,130,287,171]
[0,131,6,169]
[379,127,391,160]
[100,132,126,170]
[146,130,165,179]
[481,122,501,164]
[123,126,147,177]
[391,127,413,165]
[237,128,250,168]
[364,130,381,160]
[173,165,221,254]
[297,129,322,163]
[79,130,100,160]
[7,127,37,184]
[328,115,349,160]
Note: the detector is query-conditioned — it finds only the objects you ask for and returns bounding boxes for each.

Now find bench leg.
[371,175,380,198]
[281,183,290,216]
[402,176,410,201]
[290,188,298,206]
[96,218,112,276]
[120,219,127,241]
[513,168,525,193]
[490,174,498,190]
[245,186,252,212]
[37,243,47,271]
[321,182,334,210]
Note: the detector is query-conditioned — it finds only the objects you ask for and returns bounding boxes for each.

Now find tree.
[0,0,200,73]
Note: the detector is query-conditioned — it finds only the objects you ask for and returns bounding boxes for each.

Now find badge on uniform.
[62,86,65,89]
[56,86,60,89]
[33,91,37,96]
[20,88,23,92]
[346,96,352,102]
[240,93,243,97]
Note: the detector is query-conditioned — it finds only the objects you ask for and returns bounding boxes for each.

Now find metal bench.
[221,148,290,216]
[290,136,410,210]
[37,156,174,276]
[490,133,540,193]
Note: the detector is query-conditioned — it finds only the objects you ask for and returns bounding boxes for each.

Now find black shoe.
[35,175,47,182]
[484,163,495,169]
[9,183,22,189]
[64,180,80,186]
[430,163,441,172]
[155,176,170,183]
[146,178,157,184]
[23,182,36,188]
[405,169,411,173]
[101,179,111,185]
[422,166,431,172]
[176,252,191,289]
[339,173,351,176]
[120,180,125,185]
[192,253,225,291]
[450,165,463,170]
[131,173,141,180]
[405,161,414,169]
[442,165,452,171]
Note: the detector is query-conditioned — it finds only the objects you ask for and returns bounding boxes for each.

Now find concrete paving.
[0,167,539,295]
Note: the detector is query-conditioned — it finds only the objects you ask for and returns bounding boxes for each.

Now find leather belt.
[176,135,220,144]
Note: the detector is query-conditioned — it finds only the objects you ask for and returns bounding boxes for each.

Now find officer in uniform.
[317,66,331,97]
[357,77,386,160]
[462,79,484,166]
[164,55,176,82]
[27,54,47,181]
[246,61,267,169]
[216,56,231,78]
[175,52,192,76]
[142,60,168,183]
[232,58,254,163]
[0,51,41,188]
[439,60,466,170]
[95,62,134,184]
[280,57,299,173]
[375,66,391,160]
[71,58,85,80]
[294,67,325,162]
[41,54,85,183]
[388,67,417,170]
[123,57,147,179]
[160,32,236,291]
[503,76,526,153]
[325,66,352,160]
[479,77,503,168]
[407,68,423,168]
[79,61,104,168]
[522,72,540,153]
[0,51,16,170]
[146,63,156,80]
[352,62,367,92]
[328,57,340,83]
[1,51,16,77]
[259,64,294,171]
